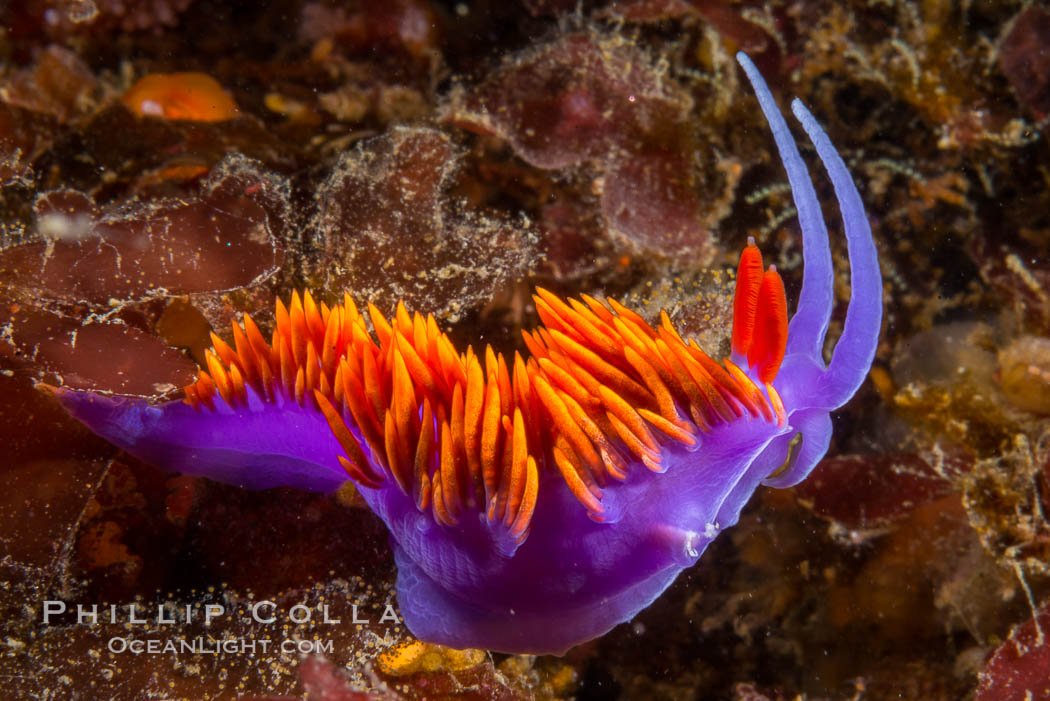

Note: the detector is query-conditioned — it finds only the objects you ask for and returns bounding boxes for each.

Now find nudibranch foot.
[49,53,882,657]
[391,537,682,655]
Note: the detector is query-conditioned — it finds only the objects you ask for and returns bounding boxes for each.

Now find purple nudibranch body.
[50,53,881,655]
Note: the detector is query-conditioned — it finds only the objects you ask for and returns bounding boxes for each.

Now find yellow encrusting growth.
[185,288,781,542]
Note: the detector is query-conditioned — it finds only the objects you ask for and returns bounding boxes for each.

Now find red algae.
[1,45,97,124]
[0,157,289,399]
[537,198,606,281]
[0,103,57,186]
[795,452,966,531]
[600,0,781,68]
[8,0,194,38]
[445,31,716,258]
[976,602,1050,701]
[299,0,441,60]
[0,376,112,569]
[1000,7,1050,115]
[1,166,283,303]
[601,148,708,255]
[0,305,197,394]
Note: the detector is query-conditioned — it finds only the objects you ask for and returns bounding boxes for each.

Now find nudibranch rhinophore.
[48,53,881,655]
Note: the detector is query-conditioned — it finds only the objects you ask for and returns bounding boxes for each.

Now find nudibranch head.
[50,53,881,655]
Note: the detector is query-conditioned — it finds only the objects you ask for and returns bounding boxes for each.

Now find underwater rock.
[311,126,537,322]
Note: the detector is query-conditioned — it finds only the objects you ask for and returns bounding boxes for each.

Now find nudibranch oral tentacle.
[790,97,882,409]
[48,53,881,655]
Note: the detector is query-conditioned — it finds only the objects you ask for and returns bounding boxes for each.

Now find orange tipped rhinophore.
[186,274,783,539]
[122,72,239,122]
[731,240,789,384]
[731,240,764,357]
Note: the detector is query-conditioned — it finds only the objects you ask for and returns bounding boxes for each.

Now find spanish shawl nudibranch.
[48,54,881,655]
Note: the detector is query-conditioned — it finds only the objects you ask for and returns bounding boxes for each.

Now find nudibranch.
[48,54,881,655]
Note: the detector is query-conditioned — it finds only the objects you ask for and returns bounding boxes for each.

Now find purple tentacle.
[791,99,882,408]
[736,52,834,360]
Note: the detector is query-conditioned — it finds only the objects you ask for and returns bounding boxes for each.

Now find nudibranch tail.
[45,382,349,492]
